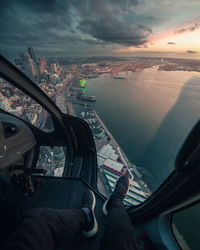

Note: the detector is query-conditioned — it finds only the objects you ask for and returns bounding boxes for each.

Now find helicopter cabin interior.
[0,55,200,250]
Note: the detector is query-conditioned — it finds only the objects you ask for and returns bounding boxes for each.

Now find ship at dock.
[77,92,96,102]
[113,75,126,79]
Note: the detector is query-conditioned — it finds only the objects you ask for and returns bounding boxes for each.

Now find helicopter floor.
[14,176,105,250]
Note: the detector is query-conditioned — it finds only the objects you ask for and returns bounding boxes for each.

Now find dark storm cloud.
[0,0,156,57]
[77,0,153,46]
[186,50,197,54]
[79,19,152,46]
[175,21,200,34]
[167,42,176,45]
[0,0,72,41]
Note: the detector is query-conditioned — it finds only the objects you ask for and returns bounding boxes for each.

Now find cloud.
[0,0,200,58]
[79,19,152,46]
[76,1,153,47]
[175,21,200,34]
[167,42,176,45]
[0,0,155,57]
[186,50,197,54]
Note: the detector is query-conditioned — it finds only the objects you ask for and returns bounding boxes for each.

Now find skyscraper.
[28,47,36,62]
[23,53,38,79]
[39,58,47,74]
[19,53,26,71]
[50,63,57,73]
[56,60,59,69]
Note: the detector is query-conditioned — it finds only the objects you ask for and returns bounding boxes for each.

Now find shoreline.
[93,109,133,168]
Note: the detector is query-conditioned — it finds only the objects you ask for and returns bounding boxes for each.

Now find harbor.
[70,95,151,201]
[63,74,152,200]
[93,110,132,168]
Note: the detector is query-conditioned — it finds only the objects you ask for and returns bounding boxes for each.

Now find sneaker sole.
[103,176,130,216]
[83,190,98,237]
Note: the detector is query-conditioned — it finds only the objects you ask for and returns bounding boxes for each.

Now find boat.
[113,75,126,79]
[77,93,96,102]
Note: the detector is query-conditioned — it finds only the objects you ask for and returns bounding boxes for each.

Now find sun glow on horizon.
[114,24,200,59]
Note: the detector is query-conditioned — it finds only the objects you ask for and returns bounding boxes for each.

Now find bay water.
[85,66,200,249]
[86,67,200,189]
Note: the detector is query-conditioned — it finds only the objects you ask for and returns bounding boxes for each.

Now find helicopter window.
[0,78,54,132]
[80,67,200,205]
[172,202,200,250]
[0,0,200,213]
[36,146,66,177]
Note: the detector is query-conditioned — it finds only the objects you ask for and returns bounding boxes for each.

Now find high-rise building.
[29,59,38,77]
[14,57,23,71]
[23,53,38,79]
[50,63,57,73]
[19,53,26,71]
[50,74,59,84]
[39,58,47,74]
[56,60,59,69]
[1,97,11,112]
[23,53,31,75]
[28,47,36,62]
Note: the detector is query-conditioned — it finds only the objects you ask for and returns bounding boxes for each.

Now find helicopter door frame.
[0,55,98,186]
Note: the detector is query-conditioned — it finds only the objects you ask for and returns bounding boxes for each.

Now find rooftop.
[102,158,127,175]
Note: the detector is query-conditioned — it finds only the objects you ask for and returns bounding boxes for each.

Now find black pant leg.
[4,207,86,250]
[101,199,139,250]
[0,174,24,243]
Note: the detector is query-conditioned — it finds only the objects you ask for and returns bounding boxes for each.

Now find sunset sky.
[0,0,200,59]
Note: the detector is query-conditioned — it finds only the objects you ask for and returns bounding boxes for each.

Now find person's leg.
[101,196,139,250]
[101,175,139,250]
[3,207,86,250]
[0,174,24,242]
[4,189,98,250]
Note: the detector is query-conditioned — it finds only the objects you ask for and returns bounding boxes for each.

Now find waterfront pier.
[93,110,133,168]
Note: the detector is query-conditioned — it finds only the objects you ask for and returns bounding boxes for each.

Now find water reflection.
[87,69,200,190]
[138,76,200,189]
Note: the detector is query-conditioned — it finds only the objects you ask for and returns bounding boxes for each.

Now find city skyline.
[0,0,200,60]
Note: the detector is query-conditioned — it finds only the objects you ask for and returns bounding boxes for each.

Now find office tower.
[39,58,47,74]
[28,47,36,62]
[19,53,26,71]
[56,60,59,69]
[50,63,57,73]
[24,53,37,79]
